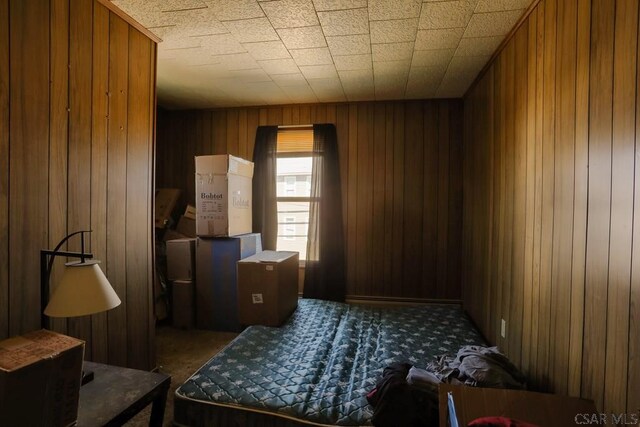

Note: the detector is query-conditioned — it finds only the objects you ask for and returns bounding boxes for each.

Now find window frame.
[275,144,315,267]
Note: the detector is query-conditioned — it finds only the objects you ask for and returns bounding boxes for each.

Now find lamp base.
[81,369,94,385]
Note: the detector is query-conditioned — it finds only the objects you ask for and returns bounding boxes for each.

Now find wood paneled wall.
[157,100,463,300]
[0,0,157,370]
[463,0,640,414]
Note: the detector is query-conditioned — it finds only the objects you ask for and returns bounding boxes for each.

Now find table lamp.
[41,230,121,384]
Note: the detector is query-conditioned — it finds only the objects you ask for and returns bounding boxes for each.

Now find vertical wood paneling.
[583,0,614,409]
[90,1,109,364]
[372,104,386,295]
[436,103,449,298]
[126,28,152,370]
[510,27,527,368]
[9,0,50,335]
[422,103,438,298]
[464,0,640,415]
[156,100,464,300]
[403,102,423,298]
[568,0,591,398]
[0,0,9,340]
[604,0,637,413]
[68,0,93,356]
[1,0,156,370]
[106,13,129,367]
[549,0,576,395]
[48,0,69,336]
[392,104,405,297]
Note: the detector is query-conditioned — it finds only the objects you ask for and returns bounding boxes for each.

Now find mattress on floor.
[175,298,486,426]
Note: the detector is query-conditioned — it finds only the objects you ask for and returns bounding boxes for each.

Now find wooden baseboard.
[344,295,462,306]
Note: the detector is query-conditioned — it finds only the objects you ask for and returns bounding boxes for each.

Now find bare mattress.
[174,299,485,426]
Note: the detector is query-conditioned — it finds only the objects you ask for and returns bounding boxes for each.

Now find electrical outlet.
[501,319,506,338]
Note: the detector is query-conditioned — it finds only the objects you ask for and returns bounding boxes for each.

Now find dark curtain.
[252,126,278,250]
[303,124,346,301]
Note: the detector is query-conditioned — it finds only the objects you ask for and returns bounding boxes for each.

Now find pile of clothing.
[366,346,527,427]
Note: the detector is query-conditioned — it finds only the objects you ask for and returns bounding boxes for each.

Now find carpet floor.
[125,326,237,426]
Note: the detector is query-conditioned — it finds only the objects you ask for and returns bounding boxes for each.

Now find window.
[276,127,313,260]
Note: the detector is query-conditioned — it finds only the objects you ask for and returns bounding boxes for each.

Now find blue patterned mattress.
[175,299,485,426]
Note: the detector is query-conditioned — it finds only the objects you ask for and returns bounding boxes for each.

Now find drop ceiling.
[112,0,533,109]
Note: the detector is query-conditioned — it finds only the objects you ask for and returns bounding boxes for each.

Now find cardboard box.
[166,238,196,281]
[195,155,253,237]
[184,204,196,220]
[237,251,299,327]
[196,233,262,331]
[176,215,196,238]
[155,188,181,229]
[173,280,195,329]
[438,384,597,427]
[162,229,187,242]
[0,330,84,427]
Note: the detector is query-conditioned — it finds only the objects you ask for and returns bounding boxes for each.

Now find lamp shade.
[44,260,121,317]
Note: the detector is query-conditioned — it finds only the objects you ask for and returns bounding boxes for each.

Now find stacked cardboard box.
[0,330,84,427]
[195,155,253,237]
[196,233,262,331]
[237,251,299,327]
[166,238,196,329]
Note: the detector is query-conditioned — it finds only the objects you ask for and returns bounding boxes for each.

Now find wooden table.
[77,361,171,427]
[439,384,597,427]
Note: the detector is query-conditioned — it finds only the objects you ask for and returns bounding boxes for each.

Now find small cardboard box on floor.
[0,329,84,427]
[237,251,299,327]
[195,155,253,237]
[196,233,262,331]
[166,238,196,281]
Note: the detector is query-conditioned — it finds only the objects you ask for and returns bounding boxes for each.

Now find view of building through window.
[276,157,311,259]
[276,128,313,260]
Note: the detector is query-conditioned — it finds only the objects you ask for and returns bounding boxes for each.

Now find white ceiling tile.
[261,0,319,28]
[234,68,273,82]
[341,70,375,101]
[368,0,421,20]
[326,34,371,55]
[214,52,261,70]
[244,40,291,60]
[415,28,465,50]
[456,36,503,56]
[312,0,367,11]
[370,19,419,43]
[475,0,531,13]
[419,1,475,30]
[138,7,220,29]
[406,66,445,98]
[204,0,265,21]
[333,53,372,70]
[112,0,163,13]
[271,73,309,86]
[290,47,334,66]
[159,0,208,11]
[299,64,339,79]
[318,8,369,36]
[197,33,246,55]
[223,18,279,43]
[374,74,406,99]
[447,55,490,79]
[373,60,411,79]
[259,58,301,74]
[372,42,414,62]
[308,78,347,102]
[464,10,523,37]
[412,48,454,68]
[436,71,471,97]
[338,68,373,83]
[162,37,202,50]
[278,26,327,49]
[281,84,319,103]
